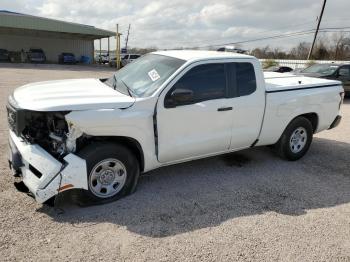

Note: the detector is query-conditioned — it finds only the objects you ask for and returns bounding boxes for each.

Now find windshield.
[105,54,185,97]
[302,64,339,75]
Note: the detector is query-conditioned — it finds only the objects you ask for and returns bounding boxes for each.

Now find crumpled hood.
[12,78,135,111]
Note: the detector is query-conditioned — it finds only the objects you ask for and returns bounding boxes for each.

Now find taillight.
[339,92,344,110]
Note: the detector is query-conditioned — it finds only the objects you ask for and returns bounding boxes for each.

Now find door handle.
[217,107,233,111]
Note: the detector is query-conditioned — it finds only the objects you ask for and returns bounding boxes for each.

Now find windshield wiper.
[112,75,134,97]
[120,79,134,98]
[113,74,118,90]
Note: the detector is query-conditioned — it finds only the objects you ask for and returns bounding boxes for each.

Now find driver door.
[156,62,233,163]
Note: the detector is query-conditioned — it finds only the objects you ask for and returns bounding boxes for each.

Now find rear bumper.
[329,115,342,130]
[8,130,88,203]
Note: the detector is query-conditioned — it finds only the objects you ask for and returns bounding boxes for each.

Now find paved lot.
[0,63,349,262]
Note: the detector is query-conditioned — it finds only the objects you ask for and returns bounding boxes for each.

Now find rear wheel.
[274,117,313,161]
[73,143,140,206]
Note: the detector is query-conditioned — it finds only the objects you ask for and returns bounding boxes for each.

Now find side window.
[165,63,226,107]
[236,63,257,96]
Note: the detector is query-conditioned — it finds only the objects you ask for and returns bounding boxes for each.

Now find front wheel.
[73,143,140,206]
[274,117,313,161]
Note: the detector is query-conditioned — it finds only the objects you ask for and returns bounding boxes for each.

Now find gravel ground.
[0,63,349,262]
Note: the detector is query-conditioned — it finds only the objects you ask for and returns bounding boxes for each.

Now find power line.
[120,21,350,50]
[170,22,316,46]
[319,26,350,30]
[189,27,350,49]
[195,29,316,48]
[119,16,350,48]
[128,25,350,49]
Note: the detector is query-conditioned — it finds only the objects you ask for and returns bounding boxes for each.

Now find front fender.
[65,108,158,171]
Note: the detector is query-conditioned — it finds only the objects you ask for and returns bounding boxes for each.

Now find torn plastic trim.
[65,122,83,153]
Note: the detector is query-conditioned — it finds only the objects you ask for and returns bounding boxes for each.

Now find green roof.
[0,10,116,39]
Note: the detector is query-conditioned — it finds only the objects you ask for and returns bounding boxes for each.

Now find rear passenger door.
[226,61,266,150]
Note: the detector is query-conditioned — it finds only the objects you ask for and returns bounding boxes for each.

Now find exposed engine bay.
[22,111,70,157]
[7,105,83,159]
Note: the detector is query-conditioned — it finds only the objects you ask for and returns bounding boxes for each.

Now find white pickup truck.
[7,51,344,205]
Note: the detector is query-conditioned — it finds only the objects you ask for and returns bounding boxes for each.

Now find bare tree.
[312,37,329,60]
[331,32,350,60]
[289,42,310,59]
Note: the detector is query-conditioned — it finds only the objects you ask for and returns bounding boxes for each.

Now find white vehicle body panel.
[257,85,342,146]
[257,73,343,146]
[65,98,160,172]
[264,71,340,91]
[6,50,344,203]
[13,78,135,111]
[157,59,233,163]
[9,131,87,203]
[156,58,266,163]
[228,59,266,150]
[157,97,233,163]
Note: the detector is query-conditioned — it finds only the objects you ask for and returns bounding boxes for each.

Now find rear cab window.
[235,63,257,96]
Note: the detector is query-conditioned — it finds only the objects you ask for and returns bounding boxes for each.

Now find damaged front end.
[7,98,88,203]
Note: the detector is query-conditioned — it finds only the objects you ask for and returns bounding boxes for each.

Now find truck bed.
[264,72,341,93]
[257,72,343,148]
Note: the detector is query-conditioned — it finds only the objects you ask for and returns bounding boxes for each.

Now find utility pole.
[307,0,327,60]
[125,24,131,51]
[116,24,121,70]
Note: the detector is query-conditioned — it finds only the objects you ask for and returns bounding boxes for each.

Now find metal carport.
[0,10,117,63]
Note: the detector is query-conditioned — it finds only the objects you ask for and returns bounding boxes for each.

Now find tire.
[72,143,140,206]
[274,117,313,161]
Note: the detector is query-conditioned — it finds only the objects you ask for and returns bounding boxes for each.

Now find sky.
[1,0,350,51]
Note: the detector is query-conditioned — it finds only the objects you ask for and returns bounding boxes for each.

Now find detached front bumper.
[8,131,88,203]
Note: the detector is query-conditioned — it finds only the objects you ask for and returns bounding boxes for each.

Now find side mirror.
[165,88,194,108]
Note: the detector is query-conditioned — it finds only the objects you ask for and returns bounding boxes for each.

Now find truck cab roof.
[152,50,254,62]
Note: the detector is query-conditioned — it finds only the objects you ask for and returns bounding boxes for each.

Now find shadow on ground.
[39,137,350,238]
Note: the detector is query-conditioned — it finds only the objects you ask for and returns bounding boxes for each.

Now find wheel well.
[79,136,145,172]
[298,113,319,133]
